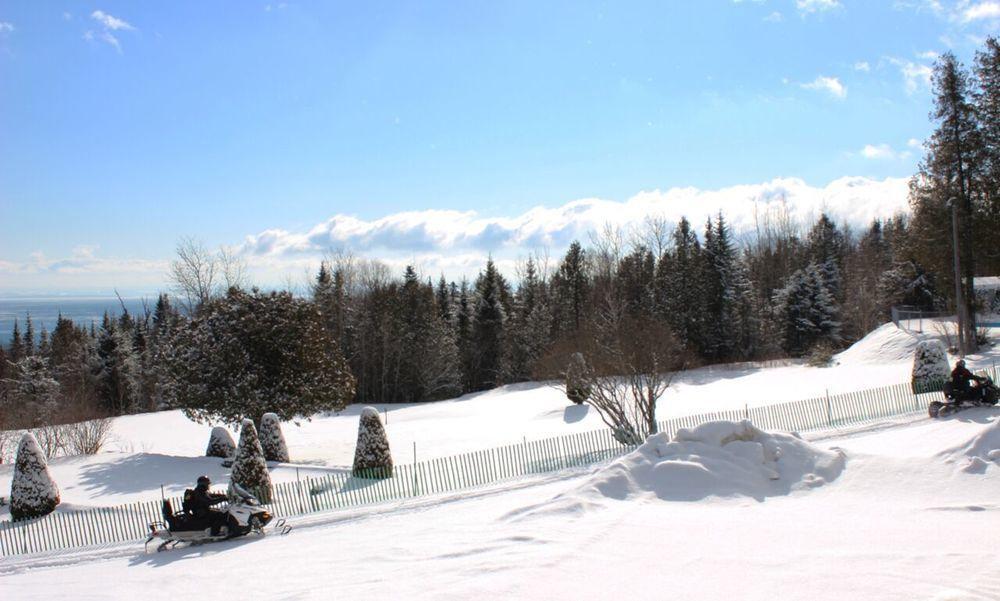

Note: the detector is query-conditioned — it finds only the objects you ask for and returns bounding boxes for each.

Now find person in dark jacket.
[950,359,981,400]
[190,475,228,536]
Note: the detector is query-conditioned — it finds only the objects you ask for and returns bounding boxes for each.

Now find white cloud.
[801,76,847,99]
[764,11,784,22]
[0,21,13,33]
[962,1,1000,21]
[854,61,871,72]
[907,138,923,148]
[63,12,73,21]
[90,10,134,31]
[0,177,913,290]
[797,0,842,13]
[238,176,910,266]
[860,143,905,159]
[916,50,940,60]
[85,10,135,53]
[886,57,933,94]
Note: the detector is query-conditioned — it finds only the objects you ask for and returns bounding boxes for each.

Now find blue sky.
[1,1,998,294]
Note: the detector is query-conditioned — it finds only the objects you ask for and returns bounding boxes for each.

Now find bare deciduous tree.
[170,237,219,313]
[170,238,251,313]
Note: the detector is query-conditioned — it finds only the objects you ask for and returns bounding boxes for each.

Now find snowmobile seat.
[943,381,955,400]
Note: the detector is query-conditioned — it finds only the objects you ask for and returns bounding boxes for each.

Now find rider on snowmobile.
[191,475,229,536]
[950,359,982,400]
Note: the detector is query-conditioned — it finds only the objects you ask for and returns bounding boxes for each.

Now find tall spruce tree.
[974,37,1000,275]
[470,259,507,391]
[910,52,980,350]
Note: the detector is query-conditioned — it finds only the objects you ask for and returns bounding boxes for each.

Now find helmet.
[197,475,211,487]
[957,359,966,368]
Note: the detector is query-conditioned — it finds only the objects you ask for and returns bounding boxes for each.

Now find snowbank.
[834,322,925,365]
[941,416,1000,473]
[509,421,845,521]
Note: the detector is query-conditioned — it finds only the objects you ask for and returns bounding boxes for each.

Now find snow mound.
[506,421,845,520]
[942,416,1000,472]
[835,322,926,365]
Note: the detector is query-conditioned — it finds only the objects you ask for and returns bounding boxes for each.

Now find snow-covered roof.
[974,276,1000,290]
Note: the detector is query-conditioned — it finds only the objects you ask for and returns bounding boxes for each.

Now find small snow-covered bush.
[911,340,949,393]
[10,432,61,520]
[352,407,393,479]
[206,426,236,459]
[229,419,272,503]
[564,352,591,405]
[259,413,290,463]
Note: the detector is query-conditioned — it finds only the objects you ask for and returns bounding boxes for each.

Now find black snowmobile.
[928,375,999,418]
[145,483,288,552]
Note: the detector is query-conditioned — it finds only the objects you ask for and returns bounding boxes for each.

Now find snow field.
[2,411,999,600]
[2,322,998,510]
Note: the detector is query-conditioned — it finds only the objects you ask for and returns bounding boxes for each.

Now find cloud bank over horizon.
[1,176,911,294]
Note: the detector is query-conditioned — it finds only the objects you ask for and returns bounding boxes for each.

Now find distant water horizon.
[0,296,157,346]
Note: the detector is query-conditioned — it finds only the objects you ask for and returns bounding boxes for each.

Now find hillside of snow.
[1,322,997,510]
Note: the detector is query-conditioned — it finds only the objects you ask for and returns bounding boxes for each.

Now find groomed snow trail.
[3,411,998,601]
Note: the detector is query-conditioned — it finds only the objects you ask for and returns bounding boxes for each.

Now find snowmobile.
[145,483,290,552]
[928,375,999,418]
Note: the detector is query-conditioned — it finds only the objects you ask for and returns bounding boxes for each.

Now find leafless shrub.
[31,423,67,459]
[931,319,957,354]
[540,298,688,445]
[63,417,114,455]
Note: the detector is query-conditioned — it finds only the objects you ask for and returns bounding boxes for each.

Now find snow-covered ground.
[1,322,998,508]
[1,323,999,599]
[2,411,998,600]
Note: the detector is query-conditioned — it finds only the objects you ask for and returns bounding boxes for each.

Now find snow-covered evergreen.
[774,263,842,356]
[229,419,273,503]
[205,426,236,459]
[911,340,950,392]
[564,352,591,405]
[259,413,290,463]
[10,432,60,520]
[352,407,393,478]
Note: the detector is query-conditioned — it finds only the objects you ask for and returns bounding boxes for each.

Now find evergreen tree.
[352,407,393,478]
[205,426,236,458]
[9,319,24,362]
[700,214,740,360]
[506,257,552,381]
[773,264,841,356]
[911,340,949,393]
[229,419,272,503]
[38,326,51,359]
[163,288,356,425]
[974,37,1000,276]
[659,218,704,352]
[470,259,507,391]
[258,412,290,463]
[24,314,35,357]
[909,52,981,350]
[456,279,474,390]
[10,432,60,520]
[551,242,589,338]
[95,313,139,415]
[806,213,846,300]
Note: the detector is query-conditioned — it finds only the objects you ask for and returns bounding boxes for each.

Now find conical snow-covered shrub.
[912,340,950,393]
[352,407,393,479]
[229,419,272,503]
[259,413,290,463]
[564,352,591,405]
[10,433,60,520]
[205,426,236,459]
